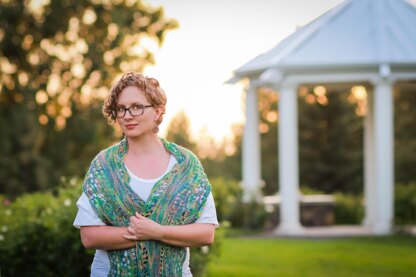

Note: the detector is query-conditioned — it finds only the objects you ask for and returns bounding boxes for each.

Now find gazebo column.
[373,79,394,234]
[276,82,302,234]
[242,83,262,202]
[363,89,376,227]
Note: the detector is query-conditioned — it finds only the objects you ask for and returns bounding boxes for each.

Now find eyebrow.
[116,102,144,107]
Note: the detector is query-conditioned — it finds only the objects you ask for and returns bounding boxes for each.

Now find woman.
[73,72,218,276]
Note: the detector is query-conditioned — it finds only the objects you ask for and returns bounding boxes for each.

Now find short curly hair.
[102,72,167,125]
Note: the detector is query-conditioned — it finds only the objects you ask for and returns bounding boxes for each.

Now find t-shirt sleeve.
[73,192,106,229]
[195,192,219,227]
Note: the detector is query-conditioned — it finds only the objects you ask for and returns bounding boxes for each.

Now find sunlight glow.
[82,8,97,25]
[144,0,346,142]
[39,114,49,125]
[351,86,367,100]
[350,86,368,116]
[35,90,48,105]
[18,72,29,86]
[317,95,329,106]
[314,85,327,97]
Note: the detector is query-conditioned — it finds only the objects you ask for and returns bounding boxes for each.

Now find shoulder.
[162,139,200,163]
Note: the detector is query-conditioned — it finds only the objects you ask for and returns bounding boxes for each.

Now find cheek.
[136,114,155,128]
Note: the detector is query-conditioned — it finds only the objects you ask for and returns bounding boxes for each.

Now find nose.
[124,109,134,119]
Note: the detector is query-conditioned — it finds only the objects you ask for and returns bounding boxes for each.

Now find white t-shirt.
[73,154,218,277]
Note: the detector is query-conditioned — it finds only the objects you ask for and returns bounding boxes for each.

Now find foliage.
[0,0,177,197]
[219,124,243,181]
[333,183,416,225]
[238,85,416,196]
[190,227,225,277]
[258,88,279,195]
[394,183,416,225]
[209,177,242,223]
[299,185,325,195]
[165,110,197,152]
[0,178,220,276]
[395,88,416,185]
[209,177,267,229]
[200,124,243,182]
[333,193,364,224]
[298,88,364,194]
[0,178,94,276]
[256,87,365,195]
[206,236,416,277]
[165,111,242,187]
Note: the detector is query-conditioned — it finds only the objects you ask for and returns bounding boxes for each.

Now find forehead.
[117,86,148,105]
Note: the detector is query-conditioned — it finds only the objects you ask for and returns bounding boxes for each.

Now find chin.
[123,129,152,138]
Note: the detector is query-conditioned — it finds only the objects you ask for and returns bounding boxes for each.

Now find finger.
[123,234,137,240]
[135,212,143,218]
[130,216,140,224]
[127,226,135,234]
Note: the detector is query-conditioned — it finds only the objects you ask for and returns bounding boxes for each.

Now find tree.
[252,86,364,195]
[298,88,363,193]
[198,123,243,181]
[0,0,177,197]
[165,110,196,152]
[258,87,279,195]
[394,86,416,185]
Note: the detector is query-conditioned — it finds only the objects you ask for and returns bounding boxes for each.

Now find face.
[115,86,161,138]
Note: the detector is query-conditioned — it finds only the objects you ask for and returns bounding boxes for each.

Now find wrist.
[158,225,166,240]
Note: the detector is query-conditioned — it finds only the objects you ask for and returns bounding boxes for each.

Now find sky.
[144,0,346,142]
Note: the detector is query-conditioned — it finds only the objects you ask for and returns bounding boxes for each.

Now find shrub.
[333,183,416,225]
[209,177,242,223]
[333,193,364,224]
[0,177,221,276]
[395,183,416,225]
[0,178,93,276]
[210,178,267,229]
[190,227,225,277]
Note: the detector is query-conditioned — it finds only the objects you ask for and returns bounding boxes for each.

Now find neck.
[126,134,164,157]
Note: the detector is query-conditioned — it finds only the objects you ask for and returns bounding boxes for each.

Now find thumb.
[136,212,143,218]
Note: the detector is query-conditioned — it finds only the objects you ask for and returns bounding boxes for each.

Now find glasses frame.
[112,104,154,118]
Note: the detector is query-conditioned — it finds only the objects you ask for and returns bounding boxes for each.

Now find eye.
[131,104,144,111]
[116,106,125,112]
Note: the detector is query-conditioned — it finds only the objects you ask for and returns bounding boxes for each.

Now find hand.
[123,212,164,241]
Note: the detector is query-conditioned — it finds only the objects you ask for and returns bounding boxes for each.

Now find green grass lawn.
[205,235,416,277]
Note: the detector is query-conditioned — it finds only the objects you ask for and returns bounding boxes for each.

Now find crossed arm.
[80,212,215,250]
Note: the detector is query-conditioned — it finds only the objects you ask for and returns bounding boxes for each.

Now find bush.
[395,183,416,225]
[210,178,267,229]
[190,227,225,277]
[0,177,93,276]
[333,193,364,224]
[333,183,416,225]
[0,177,221,276]
[209,177,242,223]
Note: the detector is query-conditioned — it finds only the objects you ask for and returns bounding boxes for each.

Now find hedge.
[0,177,222,276]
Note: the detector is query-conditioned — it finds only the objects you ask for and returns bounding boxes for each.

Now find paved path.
[258,225,416,238]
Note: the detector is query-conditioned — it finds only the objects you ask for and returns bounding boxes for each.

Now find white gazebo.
[229,0,416,235]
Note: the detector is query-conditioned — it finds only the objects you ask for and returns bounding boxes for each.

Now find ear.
[154,106,163,121]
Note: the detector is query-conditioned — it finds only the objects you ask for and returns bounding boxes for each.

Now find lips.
[125,124,138,129]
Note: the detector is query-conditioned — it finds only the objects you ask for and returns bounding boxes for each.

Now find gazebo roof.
[234,0,416,77]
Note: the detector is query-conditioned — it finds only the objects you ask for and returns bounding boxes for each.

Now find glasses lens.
[114,107,125,118]
[129,105,144,116]
[113,105,145,118]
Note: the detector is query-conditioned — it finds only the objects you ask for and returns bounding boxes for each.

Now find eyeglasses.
[112,104,154,118]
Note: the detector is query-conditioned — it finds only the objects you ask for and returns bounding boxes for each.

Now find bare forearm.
[80,226,136,250]
[160,224,215,247]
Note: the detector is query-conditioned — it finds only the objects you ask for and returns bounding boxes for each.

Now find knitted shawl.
[82,137,211,276]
